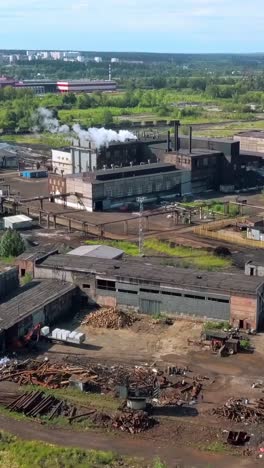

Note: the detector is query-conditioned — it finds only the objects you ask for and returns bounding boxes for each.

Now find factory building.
[33,254,264,331]
[51,137,164,175]
[57,80,117,93]
[49,163,191,211]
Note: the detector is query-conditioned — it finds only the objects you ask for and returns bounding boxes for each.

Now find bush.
[0,229,25,257]
[21,272,32,286]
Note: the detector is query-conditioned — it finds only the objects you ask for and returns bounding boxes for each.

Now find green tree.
[0,229,25,257]
[102,110,114,126]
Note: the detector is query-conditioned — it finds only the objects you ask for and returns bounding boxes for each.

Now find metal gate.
[139,299,161,315]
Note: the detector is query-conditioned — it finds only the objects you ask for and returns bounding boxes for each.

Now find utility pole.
[137,196,145,256]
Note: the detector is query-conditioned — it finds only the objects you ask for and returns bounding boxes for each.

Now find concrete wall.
[235,135,264,153]
[0,267,19,299]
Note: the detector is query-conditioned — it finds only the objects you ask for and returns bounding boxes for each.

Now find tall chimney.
[167,131,171,152]
[174,120,180,151]
[189,126,192,153]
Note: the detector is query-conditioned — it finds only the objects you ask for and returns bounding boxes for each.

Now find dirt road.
[0,413,257,468]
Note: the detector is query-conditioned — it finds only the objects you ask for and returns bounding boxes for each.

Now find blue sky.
[0,0,263,53]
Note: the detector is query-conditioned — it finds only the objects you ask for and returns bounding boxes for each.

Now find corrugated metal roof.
[68,245,123,259]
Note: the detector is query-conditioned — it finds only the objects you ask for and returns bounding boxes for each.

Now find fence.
[193,217,264,249]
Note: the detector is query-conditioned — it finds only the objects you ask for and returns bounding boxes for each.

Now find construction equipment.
[11,323,41,350]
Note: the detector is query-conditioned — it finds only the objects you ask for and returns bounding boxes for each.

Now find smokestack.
[167,131,171,152]
[109,64,112,81]
[174,120,180,152]
[189,126,192,153]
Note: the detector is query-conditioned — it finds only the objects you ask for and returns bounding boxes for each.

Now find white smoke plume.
[72,124,137,148]
[33,108,137,147]
[33,108,70,134]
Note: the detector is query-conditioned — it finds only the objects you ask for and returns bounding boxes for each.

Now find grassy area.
[181,200,239,217]
[194,119,264,138]
[0,431,121,468]
[144,239,232,270]
[22,386,120,412]
[85,239,139,256]
[85,238,231,270]
[0,133,70,148]
[198,441,231,454]
[204,321,230,331]
[0,256,16,266]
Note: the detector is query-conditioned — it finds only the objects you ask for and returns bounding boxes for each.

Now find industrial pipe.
[189,126,193,153]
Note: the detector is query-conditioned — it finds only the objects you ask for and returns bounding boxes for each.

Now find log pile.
[81,307,136,329]
[7,390,76,419]
[213,398,264,424]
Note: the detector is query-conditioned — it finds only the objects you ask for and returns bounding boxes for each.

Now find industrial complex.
[2,120,264,464]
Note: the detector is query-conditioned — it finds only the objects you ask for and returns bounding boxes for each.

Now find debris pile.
[81,307,136,329]
[112,410,156,434]
[213,398,264,424]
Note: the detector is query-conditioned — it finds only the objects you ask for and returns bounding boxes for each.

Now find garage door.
[139,299,160,315]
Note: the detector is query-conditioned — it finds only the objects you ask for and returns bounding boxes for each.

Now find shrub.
[0,229,25,257]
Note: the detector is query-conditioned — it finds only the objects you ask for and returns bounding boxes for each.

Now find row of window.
[93,280,229,304]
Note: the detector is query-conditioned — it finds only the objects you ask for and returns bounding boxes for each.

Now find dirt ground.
[3,315,264,466]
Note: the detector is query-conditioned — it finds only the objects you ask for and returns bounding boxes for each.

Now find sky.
[0,0,263,53]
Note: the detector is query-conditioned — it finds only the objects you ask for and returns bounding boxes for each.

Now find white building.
[51,147,97,175]
[94,57,102,63]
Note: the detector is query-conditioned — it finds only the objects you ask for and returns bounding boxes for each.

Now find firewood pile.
[213,398,264,424]
[81,307,136,329]
[112,410,156,434]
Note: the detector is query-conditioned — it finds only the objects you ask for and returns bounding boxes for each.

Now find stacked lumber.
[81,307,136,329]
[7,390,76,419]
[112,410,156,434]
[213,398,264,424]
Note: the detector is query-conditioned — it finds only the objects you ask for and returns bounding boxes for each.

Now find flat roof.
[67,163,181,183]
[0,280,76,331]
[240,150,264,159]
[166,149,221,158]
[68,245,123,259]
[3,215,32,223]
[38,255,263,296]
[16,247,59,263]
[57,80,117,85]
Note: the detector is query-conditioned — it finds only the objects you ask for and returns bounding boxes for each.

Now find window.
[97,279,116,291]
[161,291,182,297]
[184,294,205,300]
[208,297,229,304]
[118,289,138,295]
[82,284,90,289]
[140,288,159,294]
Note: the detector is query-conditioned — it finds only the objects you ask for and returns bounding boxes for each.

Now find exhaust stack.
[174,120,180,151]
[189,126,193,153]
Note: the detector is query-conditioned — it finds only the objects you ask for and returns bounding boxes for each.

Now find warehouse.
[57,80,117,93]
[34,254,264,331]
[50,163,191,211]
[0,280,77,351]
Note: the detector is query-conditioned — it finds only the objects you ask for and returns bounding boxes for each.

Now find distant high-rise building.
[94,57,102,63]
